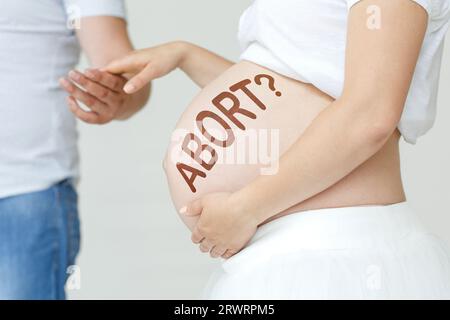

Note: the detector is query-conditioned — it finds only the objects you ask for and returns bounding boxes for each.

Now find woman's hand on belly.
[181,192,258,259]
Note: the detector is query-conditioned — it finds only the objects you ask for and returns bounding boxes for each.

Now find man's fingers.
[123,64,157,94]
[68,70,119,104]
[59,77,109,116]
[84,69,126,92]
[66,96,100,124]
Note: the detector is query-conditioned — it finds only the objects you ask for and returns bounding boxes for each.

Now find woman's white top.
[238,0,450,144]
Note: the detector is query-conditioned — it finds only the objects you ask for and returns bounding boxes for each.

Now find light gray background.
[69,0,450,299]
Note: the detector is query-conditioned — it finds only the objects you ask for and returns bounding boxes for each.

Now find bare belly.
[164,61,405,230]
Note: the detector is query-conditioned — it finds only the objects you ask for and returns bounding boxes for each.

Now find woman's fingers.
[123,64,158,94]
[200,242,235,259]
[210,246,227,259]
[191,227,204,244]
[102,51,157,94]
[199,240,214,253]
[102,54,142,75]
[84,69,127,92]
[222,249,237,259]
[180,198,203,217]
[198,241,234,258]
[59,78,109,116]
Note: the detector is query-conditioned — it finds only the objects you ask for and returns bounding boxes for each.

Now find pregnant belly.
[164,61,405,231]
[164,61,333,229]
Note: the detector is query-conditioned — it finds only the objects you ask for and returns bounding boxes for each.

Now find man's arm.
[60,16,150,124]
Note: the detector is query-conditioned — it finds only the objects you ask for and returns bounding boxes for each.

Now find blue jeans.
[0,179,80,300]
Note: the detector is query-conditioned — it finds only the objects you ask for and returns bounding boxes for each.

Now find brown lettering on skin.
[196,111,235,148]
[254,74,282,97]
[177,76,282,193]
[182,133,218,171]
[230,79,267,111]
[176,162,207,193]
[212,91,256,131]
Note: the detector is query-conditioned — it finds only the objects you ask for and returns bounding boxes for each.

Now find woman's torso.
[164,61,405,230]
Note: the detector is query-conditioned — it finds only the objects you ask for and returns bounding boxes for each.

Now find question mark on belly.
[254,74,282,97]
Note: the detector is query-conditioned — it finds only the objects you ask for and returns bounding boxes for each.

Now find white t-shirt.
[0,0,126,198]
[238,0,450,144]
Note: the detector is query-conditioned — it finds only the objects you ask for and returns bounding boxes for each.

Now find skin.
[59,17,150,124]
[104,0,428,259]
[105,41,233,90]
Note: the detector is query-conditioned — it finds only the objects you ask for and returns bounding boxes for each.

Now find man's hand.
[181,192,259,259]
[59,69,130,124]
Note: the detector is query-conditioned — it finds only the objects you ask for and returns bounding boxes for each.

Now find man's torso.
[0,0,80,198]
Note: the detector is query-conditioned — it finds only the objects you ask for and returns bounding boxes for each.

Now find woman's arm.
[184,0,429,258]
[179,42,235,87]
[103,41,234,93]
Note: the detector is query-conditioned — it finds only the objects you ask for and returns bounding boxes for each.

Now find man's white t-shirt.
[0,0,126,198]
[238,0,450,144]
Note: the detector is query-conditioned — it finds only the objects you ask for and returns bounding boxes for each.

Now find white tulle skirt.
[203,202,450,299]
